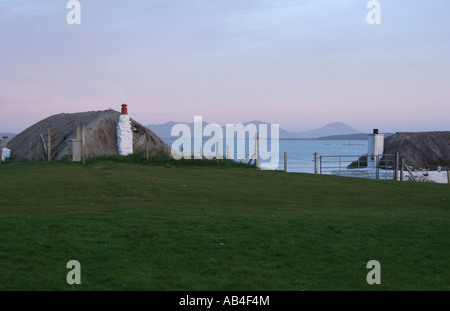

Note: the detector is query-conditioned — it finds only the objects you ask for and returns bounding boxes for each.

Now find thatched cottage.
[9,107,171,161]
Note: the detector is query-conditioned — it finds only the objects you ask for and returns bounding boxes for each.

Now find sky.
[0,0,449,133]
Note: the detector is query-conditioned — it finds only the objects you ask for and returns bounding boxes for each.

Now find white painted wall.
[117,115,133,156]
[2,148,11,162]
[367,134,384,167]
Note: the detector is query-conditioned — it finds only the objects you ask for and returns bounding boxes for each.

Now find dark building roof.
[9,109,171,160]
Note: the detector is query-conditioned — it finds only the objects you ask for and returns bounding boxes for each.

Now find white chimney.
[367,129,384,168]
[117,104,133,156]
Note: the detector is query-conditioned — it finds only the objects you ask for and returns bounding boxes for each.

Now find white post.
[82,124,86,164]
[255,132,259,168]
[216,141,219,164]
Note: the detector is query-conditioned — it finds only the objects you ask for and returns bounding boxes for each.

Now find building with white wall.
[367,129,384,168]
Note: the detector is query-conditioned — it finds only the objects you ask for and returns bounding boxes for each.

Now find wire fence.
[318,154,397,180]
[173,146,399,181]
[284,152,316,174]
[276,151,400,180]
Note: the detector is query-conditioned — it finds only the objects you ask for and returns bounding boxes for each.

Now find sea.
[163,138,369,174]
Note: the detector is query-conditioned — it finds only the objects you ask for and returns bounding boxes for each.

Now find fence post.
[48,127,52,162]
[81,124,86,165]
[226,145,230,160]
[216,141,219,165]
[255,133,259,168]
[320,156,322,174]
[394,152,399,181]
[314,152,319,174]
[284,152,287,172]
[357,157,361,176]
[146,138,149,163]
[40,133,47,159]
[400,157,404,182]
[0,140,3,164]
[376,155,380,179]
[447,167,450,184]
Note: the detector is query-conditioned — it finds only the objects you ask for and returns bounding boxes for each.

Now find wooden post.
[320,156,323,174]
[146,138,149,163]
[216,141,219,164]
[200,147,203,160]
[394,152,399,181]
[0,140,3,164]
[226,145,230,160]
[400,157,404,182]
[404,164,418,182]
[255,132,259,168]
[376,155,380,180]
[315,152,319,174]
[284,152,287,172]
[48,127,52,162]
[40,133,47,159]
[239,152,254,164]
[447,167,449,184]
[81,124,86,165]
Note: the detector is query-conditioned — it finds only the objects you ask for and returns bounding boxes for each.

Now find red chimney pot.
[121,104,128,115]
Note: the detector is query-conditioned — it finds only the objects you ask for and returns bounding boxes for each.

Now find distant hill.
[317,133,394,140]
[147,121,362,140]
[296,122,360,138]
[147,120,296,139]
[317,133,370,140]
[146,121,187,139]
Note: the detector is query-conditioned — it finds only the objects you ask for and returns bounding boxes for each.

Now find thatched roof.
[9,109,171,160]
[383,131,450,169]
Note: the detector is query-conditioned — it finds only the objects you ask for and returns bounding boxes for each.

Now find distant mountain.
[296,122,360,139]
[147,121,186,139]
[317,133,370,140]
[317,133,394,140]
[147,121,362,140]
[147,120,295,139]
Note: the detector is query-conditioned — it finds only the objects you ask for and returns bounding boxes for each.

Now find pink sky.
[1,0,449,134]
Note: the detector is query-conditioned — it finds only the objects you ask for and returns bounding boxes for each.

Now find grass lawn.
[0,159,449,290]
